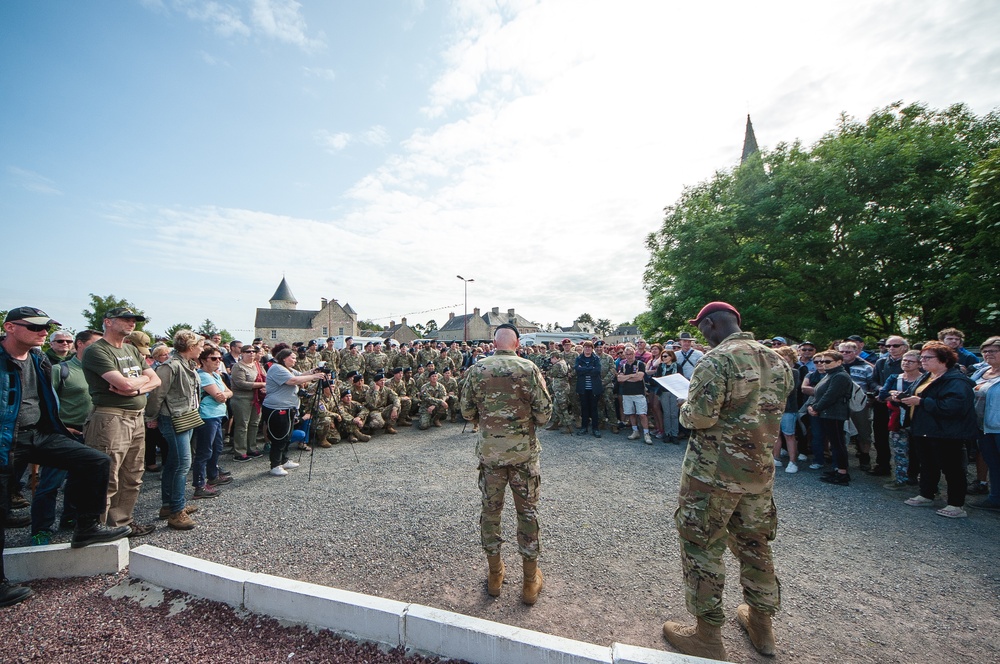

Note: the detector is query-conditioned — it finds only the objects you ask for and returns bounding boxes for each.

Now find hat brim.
[19,316,60,326]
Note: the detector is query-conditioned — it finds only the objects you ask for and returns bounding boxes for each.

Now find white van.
[519,332,594,347]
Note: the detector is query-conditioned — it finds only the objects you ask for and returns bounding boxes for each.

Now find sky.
[2,0,999,338]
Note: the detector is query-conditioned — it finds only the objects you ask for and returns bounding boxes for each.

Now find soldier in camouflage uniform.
[364,341,389,384]
[662,302,792,661]
[386,367,413,426]
[595,341,618,432]
[460,324,552,605]
[364,372,400,435]
[296,345,317,373]
[395,345,414,371]
[439,366,461,423]
[447,342,464,377]
[320,339,340,376]
[414,362,433,393]
[418,371,449,429]
[334,389,370,442]
[339,345,365,382]
[307,384,342,446]
[417,343,437,369]
[545,352,574,434]
[348,373,369,413]
[402,367,419,419]
[560,339,581,425]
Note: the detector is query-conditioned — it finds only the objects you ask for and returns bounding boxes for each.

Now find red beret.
[688,301,741,326]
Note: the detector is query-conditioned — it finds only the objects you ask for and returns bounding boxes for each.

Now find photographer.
[262,349,323,477]
[878,350,924,490]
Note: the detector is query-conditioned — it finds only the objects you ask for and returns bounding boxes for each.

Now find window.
[338,327,344,335]
[270,330,277,340]
[322,326,328,336]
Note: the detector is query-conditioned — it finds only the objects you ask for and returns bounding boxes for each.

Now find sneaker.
[904,495,935,507]
[797,454,808,462]
[217,468,232,478]
[207,474,233,486]
[882,481,907,491]
[628,430,640,440]
[269,466,289,477]
[967,481,989,495]
[653,432,664,440]
[785,462,798,474]
[30,531,53,546]
[233,454,251,463]
[282,460,300,470]
[968,499,1000,510]
[193,485,220,499]
[779,449,789,458]
[773,458,783,468]
[936,505,968,519]
[643,433,653,445]
[0,581,34,608]
[808,463,823,470]
[167,511,197,530]
[247,450,263,458]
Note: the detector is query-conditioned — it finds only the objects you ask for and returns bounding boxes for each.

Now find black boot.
[0,580,34,608]
[820,472,851,486]
[71,518,131,549]
[858,453,871,472]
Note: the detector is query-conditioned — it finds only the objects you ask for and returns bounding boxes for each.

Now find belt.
[93,406,145,416]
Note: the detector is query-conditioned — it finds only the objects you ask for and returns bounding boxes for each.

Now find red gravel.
[0,571,461,664]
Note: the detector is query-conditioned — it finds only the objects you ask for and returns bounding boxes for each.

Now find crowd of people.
[2,301,998,611]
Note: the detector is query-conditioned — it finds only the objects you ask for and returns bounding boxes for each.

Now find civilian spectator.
[618,345,652,444]
[808,351,853,485]
[262,348,322,476]
[969,337,1000,510]
[44,329,74,364]
[575,341,603,438]
[838,341,880,473]
[230,344,266,462]
[879,350,924,490]
[938,327,980,374]
[192,347,233,498]
[651,348,680,444]
[773,346,803,473]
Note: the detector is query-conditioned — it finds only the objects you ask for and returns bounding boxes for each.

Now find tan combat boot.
[158,504,198,520]
[318,440,333,448]
[563,425,573,434]
[356,433,371,442]
[662,617,727,660]
[384,426,397,434]
[167,510,196,531]
[522,559,544,605]
[545,422,560,431]
[486,555,504,597]
[737,603,776,656]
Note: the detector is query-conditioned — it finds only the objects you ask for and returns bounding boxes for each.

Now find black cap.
[390,367,402,375]
[847,335,864,343]
[4,306,60,326]
[373,372,385,381]
[340,388,352,398]
[105,307,146,322]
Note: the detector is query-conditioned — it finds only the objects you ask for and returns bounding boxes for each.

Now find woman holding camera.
[262,348,323,477]
[878,349,924,490]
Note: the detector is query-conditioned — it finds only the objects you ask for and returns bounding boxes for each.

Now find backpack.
[848,380,868,413]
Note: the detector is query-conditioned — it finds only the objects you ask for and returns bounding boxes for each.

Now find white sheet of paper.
[654,374,690,400]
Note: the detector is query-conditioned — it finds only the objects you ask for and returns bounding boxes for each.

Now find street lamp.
[457,275,474,342]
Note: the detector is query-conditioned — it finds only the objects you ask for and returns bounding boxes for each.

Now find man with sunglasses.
[44,329,74,365]
[82,307,161,538]
[2,307,132,608]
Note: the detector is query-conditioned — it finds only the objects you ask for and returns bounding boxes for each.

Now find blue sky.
[2,0,999,338]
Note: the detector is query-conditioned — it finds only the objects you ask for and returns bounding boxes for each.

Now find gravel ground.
[5,422,1000,663]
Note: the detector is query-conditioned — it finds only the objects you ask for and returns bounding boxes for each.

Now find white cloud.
[250,0,324,50]
[303,66,336,82]
[6,167,63,196]
[315,130,352,153]
[176,0,251,38]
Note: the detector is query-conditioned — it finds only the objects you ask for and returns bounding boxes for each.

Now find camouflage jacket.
[336,399,369,426]
[365,351,389,376]
[679,332,793,494]
[420,382,448,409]
[365,384,400,412]
[387,377,410,400]
[297,354,317,373]
[441,375,459,398]
[460,350,553,468]
[448,349,463,373]
[599,354,616,385]
[546,359,571,394]
[340,352,364,376]
[320,348,340,373]
[417,349,437,368]
[436,354,455,374]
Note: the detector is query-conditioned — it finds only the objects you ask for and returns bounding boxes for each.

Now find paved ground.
[6,422,1000,663]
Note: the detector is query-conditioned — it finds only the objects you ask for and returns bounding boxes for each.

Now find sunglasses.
[886,343,905,348]
[241,349,257,353]
[207,357,223,361]
[814,360,834,365]
[12,322,53,333]
[51,339,73,344]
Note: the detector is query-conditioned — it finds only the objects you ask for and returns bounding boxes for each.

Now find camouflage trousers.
[418,405,447,430]
[367,405,397,431]
[313,415,341,443]
[598,385,616,424]
[552,389,573,427]
[478,462,541,560]
[336,419,365,441]
[674,473,780,626]
[397,396,413,422]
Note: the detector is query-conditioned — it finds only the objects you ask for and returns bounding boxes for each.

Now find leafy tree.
[596,318,612,336]
[163,323,192,341]
[576,313,595,325]
[218,329,234,345]
[358,319,385,332]
[412,322,426,336]
[196,319,218,337]
[82,294,147,331]
[644,102,1000,347]
[425,319,438,334]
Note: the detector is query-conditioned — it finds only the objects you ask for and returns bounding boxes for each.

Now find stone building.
[253,277,359,345]
[378,318,419,345]
[437,307,540,342]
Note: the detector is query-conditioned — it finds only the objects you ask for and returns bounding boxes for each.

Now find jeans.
[192,417,224,488]
[158,416,193,513]
[809,415,825,465]
[31,466,77,535]
[976,433,999,502]
[659,391,679,437]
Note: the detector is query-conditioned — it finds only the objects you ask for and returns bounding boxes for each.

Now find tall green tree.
[82,294,147,331]
[644,102,1000,346]
[163,323,192,341]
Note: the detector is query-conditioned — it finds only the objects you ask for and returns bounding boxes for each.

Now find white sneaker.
[905,495,934,507]
[773,458,783,468]
[628,430,640,440]
[643,433,653,445]
[797,454,808,462]
[282,460,300,470]
[808,463,823,470]
[269,466,288,477]
[785,462,798,474]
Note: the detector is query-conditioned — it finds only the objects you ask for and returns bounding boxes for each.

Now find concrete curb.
[128,545,726,664]
[3,539,128,582]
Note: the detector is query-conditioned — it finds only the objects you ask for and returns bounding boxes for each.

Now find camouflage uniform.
[546,357,573,429]
[335,395,370,441]
[296,351,317,373]
[395,350,415,371]
[436,352,455,375]
[675,332,792,626]
[365,382,400,432]
[387,375,413,424]
[417,347,437,369]
[340,350,365,381]
[320,346,340,375]
[418,380,449,429]
[448,347,464,375]
[308,388,342,444]
[562,349,580,421]
[364,349,389,384]
[598,352,617,427]
[460,349,552,560]
[440,372,461,422]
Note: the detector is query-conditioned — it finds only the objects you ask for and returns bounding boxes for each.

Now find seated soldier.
[335,389,370,442]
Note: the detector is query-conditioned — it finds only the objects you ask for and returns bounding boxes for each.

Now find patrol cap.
[373,372,385,381]
[105,307,146,322]
[688,301,741,326]
[351,373,364,382]
[4,306,60,327]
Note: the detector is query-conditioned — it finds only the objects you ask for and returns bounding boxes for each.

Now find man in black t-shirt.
[617,345,652,444]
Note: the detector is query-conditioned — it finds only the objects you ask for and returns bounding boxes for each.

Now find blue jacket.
[905,367,978,440]
[971,366,1000,434]
[574,353,604,395]
[1,343,74,465]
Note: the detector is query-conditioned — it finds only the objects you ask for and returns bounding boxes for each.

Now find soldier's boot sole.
[737,603,776,656]
[662,618,727,660]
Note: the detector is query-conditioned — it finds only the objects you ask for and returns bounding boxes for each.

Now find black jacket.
[811,365,852,421]
[574,353,604,395]
[905,367,978,440]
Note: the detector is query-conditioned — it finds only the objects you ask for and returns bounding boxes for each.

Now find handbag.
[171,409,204,433]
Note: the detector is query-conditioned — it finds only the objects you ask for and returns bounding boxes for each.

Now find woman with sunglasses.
[878,350,924,490]
[899,341,977,518]
[191,346,233,499]
[230,345,266,462]
[807,351,854,485]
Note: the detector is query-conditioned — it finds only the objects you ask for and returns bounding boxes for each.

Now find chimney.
[401,317,407,325]
[389,320,396,327]
[321,298,328,308]
[507,308,515,317]
[448,313,455,320]
[492,307,499,315]
[473,307,480,316]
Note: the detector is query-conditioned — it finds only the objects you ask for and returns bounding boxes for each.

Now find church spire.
[741,114,759,164]
[269,276,298,310]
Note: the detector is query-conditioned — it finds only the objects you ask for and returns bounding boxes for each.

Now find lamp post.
[456,275,474,342]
